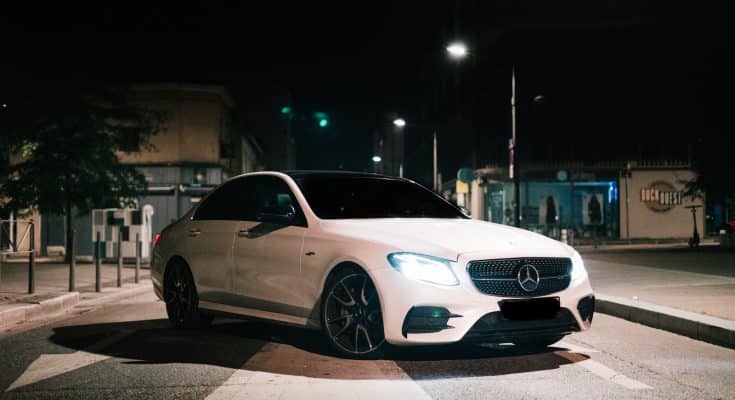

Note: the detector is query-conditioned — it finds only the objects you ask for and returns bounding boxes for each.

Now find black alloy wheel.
[164,261,212,329]
[322,270,386,358]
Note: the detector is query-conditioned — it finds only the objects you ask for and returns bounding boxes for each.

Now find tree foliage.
[0,81,164,223]
[684,133,733,213]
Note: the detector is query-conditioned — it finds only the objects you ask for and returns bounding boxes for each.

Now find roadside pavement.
[580,244,735,348]
[0,261,152,333]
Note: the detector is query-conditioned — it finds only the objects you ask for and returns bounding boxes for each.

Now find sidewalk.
[581,245,735,348]
[0,261,150,297]
[0,262,152,333]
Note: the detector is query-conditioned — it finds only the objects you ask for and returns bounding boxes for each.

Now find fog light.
[577,295,595,323]
[401,306,462,337]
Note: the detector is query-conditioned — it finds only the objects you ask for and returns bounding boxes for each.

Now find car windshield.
[294,175,468,219]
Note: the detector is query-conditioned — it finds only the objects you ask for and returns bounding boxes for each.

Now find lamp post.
[509,66,544,228]
[391,116,437,189]
[446,42,468,60]
[511,66,520,227]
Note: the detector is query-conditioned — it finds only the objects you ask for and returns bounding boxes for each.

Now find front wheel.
[321,268,386,359]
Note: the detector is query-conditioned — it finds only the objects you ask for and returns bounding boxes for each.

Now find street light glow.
[446,42,468,60]
[372,155,382,163]
[393,118,406,127]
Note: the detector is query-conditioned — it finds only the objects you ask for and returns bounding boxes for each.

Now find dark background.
[1,1,732,184]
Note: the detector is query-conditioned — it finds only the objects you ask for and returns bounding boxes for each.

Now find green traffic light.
[314,112,329,128]
[280,106,292,115]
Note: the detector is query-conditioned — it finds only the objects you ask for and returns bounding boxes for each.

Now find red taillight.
[153,232,161,247]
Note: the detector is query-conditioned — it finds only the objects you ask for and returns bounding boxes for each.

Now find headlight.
[387,252,459,286]
[571,250,588,283]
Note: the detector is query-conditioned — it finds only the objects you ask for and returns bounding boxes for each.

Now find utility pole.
[286,90,295,170]
[433,132,438,191]
[511,66,521,227]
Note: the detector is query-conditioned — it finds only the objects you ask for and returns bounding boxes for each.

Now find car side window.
[193,177,254,221]
[193,176,306,225]
[251,176,308,227]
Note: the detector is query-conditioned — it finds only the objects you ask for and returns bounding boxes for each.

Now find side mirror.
[257,204,296,225]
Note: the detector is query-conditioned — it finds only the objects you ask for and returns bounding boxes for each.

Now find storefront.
[618,166,703,240]
[462,161,702,241]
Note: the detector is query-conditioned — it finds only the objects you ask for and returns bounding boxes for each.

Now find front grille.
[467,257,572,297]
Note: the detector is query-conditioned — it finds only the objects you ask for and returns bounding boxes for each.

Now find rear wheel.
[164,261,213,329]
[321,268,386,359]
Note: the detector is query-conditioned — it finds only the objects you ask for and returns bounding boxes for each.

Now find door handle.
[237,229,251,238]
[188,229,201,237]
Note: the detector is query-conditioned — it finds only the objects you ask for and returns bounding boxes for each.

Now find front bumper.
[371,260,594,345]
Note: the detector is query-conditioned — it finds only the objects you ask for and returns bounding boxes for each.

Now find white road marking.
[6,329,133,392]
[206,342,431,400]
[556,351,653,390]
[205,370,433,400]
[556,341,599,353]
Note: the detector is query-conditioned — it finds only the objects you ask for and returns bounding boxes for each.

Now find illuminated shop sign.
[640,181,682,212]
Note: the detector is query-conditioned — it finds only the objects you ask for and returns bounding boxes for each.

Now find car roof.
[282,170,398,180]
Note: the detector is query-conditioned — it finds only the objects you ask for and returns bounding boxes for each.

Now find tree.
[0,81,164,261]
[683,132,734,224]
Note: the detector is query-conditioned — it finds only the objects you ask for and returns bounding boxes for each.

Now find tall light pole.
[511,66,520,227]
[433,132,438,191]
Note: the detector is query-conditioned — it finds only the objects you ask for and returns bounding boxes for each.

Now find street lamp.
[393,118,406,127]
[446,42,468,60]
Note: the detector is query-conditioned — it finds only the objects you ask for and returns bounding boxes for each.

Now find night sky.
[2,1,732,184]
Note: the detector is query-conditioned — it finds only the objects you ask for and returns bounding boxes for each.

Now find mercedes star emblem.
[518,264,540,292]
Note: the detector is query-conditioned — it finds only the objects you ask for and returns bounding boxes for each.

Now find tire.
[321,267,386,359]
[163,261,213,329]
[513,334,566,350]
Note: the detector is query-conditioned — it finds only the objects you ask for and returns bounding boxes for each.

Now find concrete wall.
[619,169,704,239]
[117,86,231,165]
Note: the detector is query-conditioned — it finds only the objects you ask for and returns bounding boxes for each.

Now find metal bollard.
[69,229,76,292]
[95,231,101,292]
[0,222,3,286]
[117,226,122,288]
[28,220,35,294]
[135,233,140,284]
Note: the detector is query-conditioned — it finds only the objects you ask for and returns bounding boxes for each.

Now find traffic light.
[280,106,292,115]
[314,112,329,128]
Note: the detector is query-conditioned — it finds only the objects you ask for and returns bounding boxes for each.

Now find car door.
[232,175,309,318]
[182,178,247,305]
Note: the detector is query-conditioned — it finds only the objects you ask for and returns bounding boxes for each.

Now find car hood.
[321,218,573,261]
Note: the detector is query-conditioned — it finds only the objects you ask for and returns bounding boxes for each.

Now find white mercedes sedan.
[151,171,594,358]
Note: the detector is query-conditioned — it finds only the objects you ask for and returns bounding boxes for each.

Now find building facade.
[39,84,264,257]
[452,161,704,242]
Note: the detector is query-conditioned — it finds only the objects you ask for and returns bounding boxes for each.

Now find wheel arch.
[318,259,387,325]
[162,255,189,289]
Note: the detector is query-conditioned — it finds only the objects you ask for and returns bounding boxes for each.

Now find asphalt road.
[581,245,735,277]
[0,290,733,400]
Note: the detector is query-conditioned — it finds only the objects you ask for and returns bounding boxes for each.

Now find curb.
[0,281,153,332]
[0,292,80,331]
[596,293,735,349]
[79,283,152,306]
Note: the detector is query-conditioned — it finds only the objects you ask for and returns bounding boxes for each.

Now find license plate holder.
[499,297,561,320]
